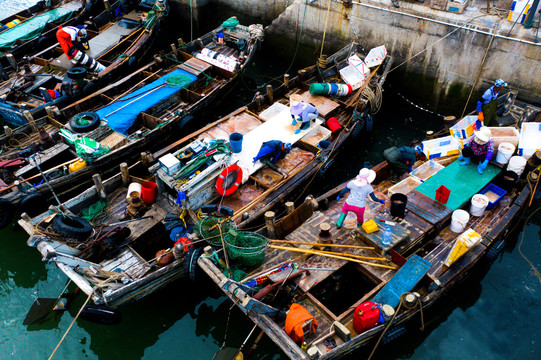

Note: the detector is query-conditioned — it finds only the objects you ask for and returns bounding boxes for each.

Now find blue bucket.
[318,140,331,150]
[229,132,243,153]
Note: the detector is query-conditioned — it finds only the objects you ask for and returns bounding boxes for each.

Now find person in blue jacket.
[336,168,387,229]
[477,79,507,127]
[253,140,292,175]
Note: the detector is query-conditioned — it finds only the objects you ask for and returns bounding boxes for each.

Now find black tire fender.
[317,159,335,179]
[66,67,87,80]
[0,199,14,229]
[485,239,506,262]
[69,111,100,133]
[51,215,93,239]
[19,192,48,217]
[184,247,203,282]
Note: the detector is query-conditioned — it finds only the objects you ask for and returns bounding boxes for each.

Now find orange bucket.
[141,181,157,203]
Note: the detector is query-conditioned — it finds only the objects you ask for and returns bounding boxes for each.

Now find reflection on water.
[0,0,39,20]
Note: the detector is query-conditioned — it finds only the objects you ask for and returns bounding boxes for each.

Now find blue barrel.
[229,132,243,153]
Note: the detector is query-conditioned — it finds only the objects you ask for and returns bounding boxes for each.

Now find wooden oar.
[270,239,374,250]
[270,245,397,269]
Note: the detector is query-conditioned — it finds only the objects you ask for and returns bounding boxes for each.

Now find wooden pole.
[120,162,130,186]
[170,43,178,60]
[265,211,277,239]
[284,74,290,89]
[92,174,107,200]
[270,239,375,250]
[23,110,38,133]
[269,245,397,269]
[266,85,274,104]
[285,201,295,214]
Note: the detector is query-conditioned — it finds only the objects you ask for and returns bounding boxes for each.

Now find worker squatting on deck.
[56,25,105,72]
[382,144,426,182]
[477,79,508,127]
[335,168,387,229]
[458,127,494,175]
[290,93,318,134]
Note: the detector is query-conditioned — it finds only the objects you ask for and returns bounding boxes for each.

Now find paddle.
[23,281,71,325]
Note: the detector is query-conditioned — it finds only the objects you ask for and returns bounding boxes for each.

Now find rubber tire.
[19,192,48,217]
[364,113,374,133]
[177,114,195,131]
[184,247,203,282]
[51,215,93,240]
[316,159,335,179]
[67,67,87,80]
[69,112,100,133]
[82,81,97,97]
[381,325,408,345]
[200,204,234,217]
[350,119,365,138]
[485,239,506,262]
[80,305,122,325]
[0,199,14,229]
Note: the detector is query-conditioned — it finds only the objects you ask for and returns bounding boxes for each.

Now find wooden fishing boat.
[197,143,535,359]
[150,42,393,232]
[0,0,167,127]
[0,18,263,228]
[17,162,204,309]
[0,0,101,80]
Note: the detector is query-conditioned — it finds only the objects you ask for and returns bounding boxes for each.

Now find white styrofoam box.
[508,0,533,24]
[347,55,370,80]
[517,122,541,159]
[487,126,520,149]
[364,45,387,68]
[339,64,365,90]
[449,115,483,140]
[159,153,181,176]
[301,125,331,147]
[388,176,422,197]
[421,135,461,159]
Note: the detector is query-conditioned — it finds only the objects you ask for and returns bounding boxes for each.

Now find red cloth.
[284,303,318,343]
[56,26,75,59]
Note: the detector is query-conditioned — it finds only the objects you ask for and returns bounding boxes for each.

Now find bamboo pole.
[270,239,374,250]
[96,28,144,61]
[109,68,163,104]
[269,245,397,269]
[270,241,385,261]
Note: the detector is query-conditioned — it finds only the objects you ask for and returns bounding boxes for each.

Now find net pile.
[194,216,234,246]
[224,230,267,267]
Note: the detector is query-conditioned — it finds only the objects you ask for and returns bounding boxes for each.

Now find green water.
[1,3,540,359]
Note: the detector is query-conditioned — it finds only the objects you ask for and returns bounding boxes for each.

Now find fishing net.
[73,113,94,127]
[194,216,234,246]
[221,17,239,29]
[224,229,267,267]
[164,74,194,88]
[79,200,108,225]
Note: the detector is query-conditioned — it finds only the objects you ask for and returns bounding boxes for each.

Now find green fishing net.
[224,229,267,267]
[194,216,234,246]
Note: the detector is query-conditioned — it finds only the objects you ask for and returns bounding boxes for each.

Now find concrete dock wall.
[169,0,541,112]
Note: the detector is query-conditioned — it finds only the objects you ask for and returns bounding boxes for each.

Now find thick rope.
[320,0,333,58]
[518,206,541,286]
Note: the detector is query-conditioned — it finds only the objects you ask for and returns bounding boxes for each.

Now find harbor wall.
[168,0,541,114]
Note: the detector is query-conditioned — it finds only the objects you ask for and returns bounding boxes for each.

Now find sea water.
[0,4,539,359]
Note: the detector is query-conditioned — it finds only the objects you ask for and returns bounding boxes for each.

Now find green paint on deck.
[415,160,501,211]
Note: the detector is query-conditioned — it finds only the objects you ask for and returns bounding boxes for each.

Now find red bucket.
[326,117,342,133]
[141,181,157,203]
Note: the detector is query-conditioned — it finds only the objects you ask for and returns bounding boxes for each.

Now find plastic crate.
[436,185,450,204]
[421,135,461,159]
[446,0,468,14]
[388,176,422,196]
[450,115,483,140]
[430,0,448,10]
[410,160,444,181]
[517,122,541,159]
[478,183,506,210]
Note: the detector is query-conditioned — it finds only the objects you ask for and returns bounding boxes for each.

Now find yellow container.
[362,219,379,233]
[5,19,21,29]
[68,158,87,173]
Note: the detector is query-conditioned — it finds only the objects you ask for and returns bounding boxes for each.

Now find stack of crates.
[449,115,484,147]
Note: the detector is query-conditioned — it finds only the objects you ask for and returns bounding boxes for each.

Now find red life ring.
[216,164,243,196]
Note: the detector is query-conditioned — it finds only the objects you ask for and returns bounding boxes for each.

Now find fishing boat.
[17,162,205,311]
[0,0,167,127]
[150,42,393,233]
[0,0,101,80]
[197,138,537,359]
[0,17,263,228]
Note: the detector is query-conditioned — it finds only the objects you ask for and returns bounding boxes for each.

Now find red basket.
[435,185,450,204]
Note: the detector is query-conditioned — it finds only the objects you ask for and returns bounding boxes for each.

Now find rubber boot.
[459,157,471,166]
[336,213,346,229]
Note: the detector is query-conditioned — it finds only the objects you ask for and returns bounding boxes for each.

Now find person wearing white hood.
[290,94,318,135]
[335,168,387,229]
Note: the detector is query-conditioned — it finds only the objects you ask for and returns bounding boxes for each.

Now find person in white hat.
[476,79,507,127]
[56,25,89,62]
[335,168,386,229]
[290,94,318,135]
[458,126,494,174]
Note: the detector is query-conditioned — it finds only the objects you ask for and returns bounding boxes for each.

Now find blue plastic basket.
[479,183,507,210]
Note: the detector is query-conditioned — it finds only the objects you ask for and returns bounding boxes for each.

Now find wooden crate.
[100,132,128,151]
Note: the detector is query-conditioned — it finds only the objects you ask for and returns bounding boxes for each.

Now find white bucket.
[495,142,515,165]
[450,209,470,233]
[126,182,142,199]
[507,156,527,176]
[470,194,489,217]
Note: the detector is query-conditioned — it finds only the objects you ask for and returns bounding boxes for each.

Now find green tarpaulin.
[0,6,77,53]
[415,160,501,211]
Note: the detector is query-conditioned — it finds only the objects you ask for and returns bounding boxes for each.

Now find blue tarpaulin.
[96,68,197,135]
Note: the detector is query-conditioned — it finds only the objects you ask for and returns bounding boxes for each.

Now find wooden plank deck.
[407,190,453,225]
